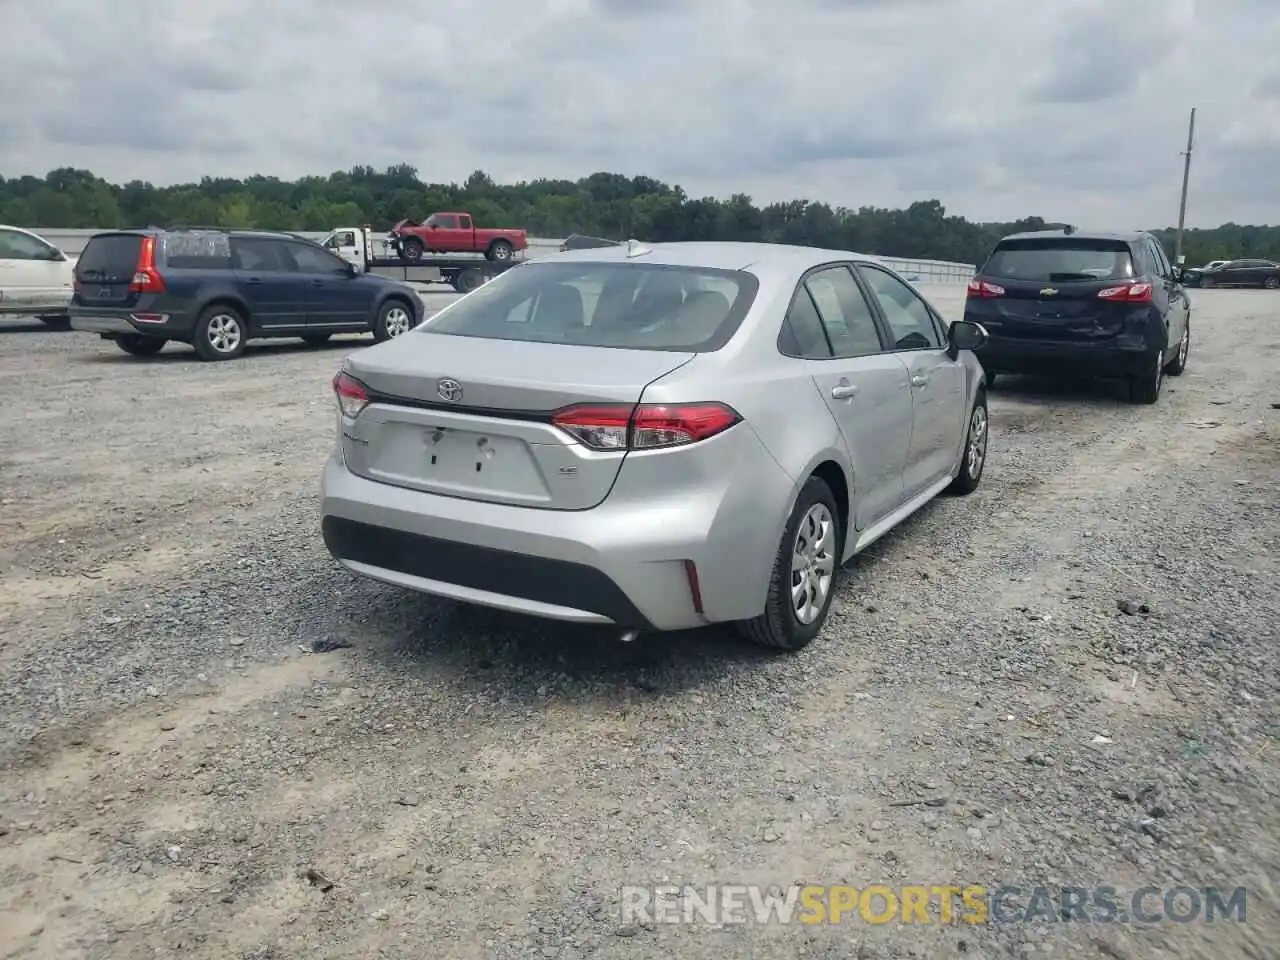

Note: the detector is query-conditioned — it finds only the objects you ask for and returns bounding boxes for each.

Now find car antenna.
[625,239,652,258]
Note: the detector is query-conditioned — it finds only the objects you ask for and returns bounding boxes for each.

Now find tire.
[115,334,166,356]
[372,298,415,342]
[1164,320,1190,376]
[947,391,989,495]
[1128,349,1164,404]
[38,315,71,331]
[486,239,514,262]
[736,476,842,652]
[455,268,483,293]
[1265,277,1279,290]
[192,304,248,362]
[1201,278,1214,289]
[400,237,424,262]
[301,333,332,346]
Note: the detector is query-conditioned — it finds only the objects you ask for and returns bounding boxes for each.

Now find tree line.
[2,165,1276,268]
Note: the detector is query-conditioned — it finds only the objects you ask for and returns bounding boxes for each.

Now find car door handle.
[830,384,858,400]
[911,375,929,387]
[245,277,262,285]
[309,279,325,287]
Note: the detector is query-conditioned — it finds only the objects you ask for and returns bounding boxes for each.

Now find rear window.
[161,231,233,270]
[75,233,144,280]
[422,261,759,352]
[983,238,1136,282]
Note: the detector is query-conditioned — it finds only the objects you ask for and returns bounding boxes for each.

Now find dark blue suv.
[962,228,1192,404]
[69,228,423,361]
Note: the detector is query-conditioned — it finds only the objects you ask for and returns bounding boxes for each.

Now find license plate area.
[422,425,522,482]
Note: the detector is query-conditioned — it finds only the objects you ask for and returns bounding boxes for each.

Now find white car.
[0,225,77,327]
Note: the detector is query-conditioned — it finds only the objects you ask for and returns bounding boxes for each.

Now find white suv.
[0,225,77,328]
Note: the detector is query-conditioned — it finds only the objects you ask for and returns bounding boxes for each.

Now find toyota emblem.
[436,378,463,402]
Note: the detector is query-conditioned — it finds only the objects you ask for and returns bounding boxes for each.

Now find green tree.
[0,165,1276,266]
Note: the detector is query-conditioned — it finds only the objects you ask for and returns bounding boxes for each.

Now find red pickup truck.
[389,212,528,262]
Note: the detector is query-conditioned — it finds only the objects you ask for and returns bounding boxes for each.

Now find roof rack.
[165,225,231,233]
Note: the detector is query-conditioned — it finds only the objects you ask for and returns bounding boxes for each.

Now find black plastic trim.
[322,516,654,629]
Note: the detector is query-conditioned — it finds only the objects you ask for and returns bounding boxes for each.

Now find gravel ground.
[0,288,1277,960]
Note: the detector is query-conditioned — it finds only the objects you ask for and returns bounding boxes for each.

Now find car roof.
[88,227,304,241]
[998,229,1149,243]
[532,240,888,272]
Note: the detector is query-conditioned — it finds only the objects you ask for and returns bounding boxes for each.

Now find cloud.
[0,0,1277,226]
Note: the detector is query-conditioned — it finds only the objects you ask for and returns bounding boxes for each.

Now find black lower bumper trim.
[977,343,1154,378]
[321,516,653,629]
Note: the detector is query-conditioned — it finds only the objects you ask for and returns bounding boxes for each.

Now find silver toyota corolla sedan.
[320,241,990,650]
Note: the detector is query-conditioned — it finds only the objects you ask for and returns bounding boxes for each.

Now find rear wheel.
[1164,320,1190,375]
[1265,277,1279,290]
[454,268,484,293]
[399,237,424,262]
[1129,349,1164,404]
[947,391,988,495]
[373,299,414,342]
[115,335,166,356]
[737,476,841,652]
[193,305,247,361]
[486,239,514,262]
[301,333,332,346]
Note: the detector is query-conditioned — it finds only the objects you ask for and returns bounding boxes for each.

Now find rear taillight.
[333,371,370,419]
[551,402,742,451]
[129,236,167,293]
[966,278,1005,298]
[1097,282,1153,303]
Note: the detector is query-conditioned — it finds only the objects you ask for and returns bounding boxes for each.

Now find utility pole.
[1173,107,1196,265]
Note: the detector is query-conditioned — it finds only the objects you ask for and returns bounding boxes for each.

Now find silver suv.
[320,241,990,650]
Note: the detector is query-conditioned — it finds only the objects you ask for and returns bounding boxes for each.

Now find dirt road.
[1,289,1277,960]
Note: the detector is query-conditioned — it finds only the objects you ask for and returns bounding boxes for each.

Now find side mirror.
[948,319,988,359]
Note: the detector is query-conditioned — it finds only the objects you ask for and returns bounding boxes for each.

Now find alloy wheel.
[790,503,836,625]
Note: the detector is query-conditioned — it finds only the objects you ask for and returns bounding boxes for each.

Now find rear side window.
[162,232,233,270]
[804,266,884,358]
[983,238,1135,282]
[423,261,759,352]
[75,233,144,280]
[231,237,294,272]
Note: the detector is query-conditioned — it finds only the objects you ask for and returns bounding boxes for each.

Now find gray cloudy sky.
[1,0,1277,226]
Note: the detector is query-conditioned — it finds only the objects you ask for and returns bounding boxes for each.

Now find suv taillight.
[1097,281,1153,303]
[967,278,1005,298]
[333,371,370,419]
[551,402,742,451]
[129,236,167,293]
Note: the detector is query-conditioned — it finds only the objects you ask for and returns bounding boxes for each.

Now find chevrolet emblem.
[1040,287,1058,296]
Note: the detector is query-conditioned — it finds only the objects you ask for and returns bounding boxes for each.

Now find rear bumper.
[976,334,1158,378]
[319,431,795,632]
[70,306,194,338]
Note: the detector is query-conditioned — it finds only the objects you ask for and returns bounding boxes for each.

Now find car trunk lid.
[339,331,694,509]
